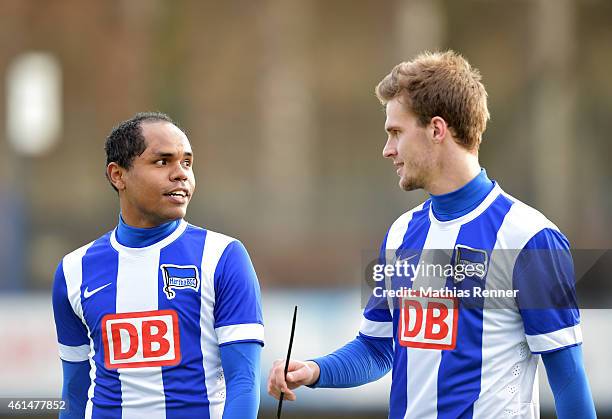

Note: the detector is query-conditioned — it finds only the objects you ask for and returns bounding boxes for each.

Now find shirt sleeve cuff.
[526,324,582,354]
[359,318,393,338]
[59,343,90,362]
[215,323,264,346]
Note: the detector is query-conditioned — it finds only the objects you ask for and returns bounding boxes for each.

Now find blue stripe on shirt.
[158,226,209,417]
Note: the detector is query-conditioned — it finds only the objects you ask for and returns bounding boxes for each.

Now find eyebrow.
[150,150,193,158]
[385,125,400,133]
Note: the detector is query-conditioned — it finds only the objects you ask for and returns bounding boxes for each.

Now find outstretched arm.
[267,334,393,400]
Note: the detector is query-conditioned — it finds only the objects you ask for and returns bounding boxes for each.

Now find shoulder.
[187,224,241,252]
[188,225,252,270]
[194,229,258,288]
[380,199,431,251]
[497,190,564,249]
[387,199,431,236]
[59,231,113,268]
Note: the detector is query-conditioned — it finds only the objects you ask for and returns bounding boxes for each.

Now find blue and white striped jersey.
[52,220,264,418]
[361,183,581,419]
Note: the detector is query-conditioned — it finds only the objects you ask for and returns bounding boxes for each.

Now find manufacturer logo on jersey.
[395,253,418,264]
[102,310,181,369]
[398,292,458,350]
[160,264,200,299]
[83,282,112,299]
[453,245,488,283]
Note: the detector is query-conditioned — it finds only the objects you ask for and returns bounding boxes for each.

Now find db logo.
[102,310,181,369]
[399,293,458,350]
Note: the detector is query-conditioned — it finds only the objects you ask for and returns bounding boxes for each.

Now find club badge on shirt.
[453,245,488,283]
[160,264,200,299]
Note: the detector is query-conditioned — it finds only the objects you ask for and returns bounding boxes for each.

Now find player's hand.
[267,359,320,401]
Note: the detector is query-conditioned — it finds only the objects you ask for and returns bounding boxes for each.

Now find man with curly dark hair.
[53,113,264,419]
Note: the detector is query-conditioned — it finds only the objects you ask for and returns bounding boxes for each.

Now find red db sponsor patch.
[399,292,458,350]
[102,310,181,369]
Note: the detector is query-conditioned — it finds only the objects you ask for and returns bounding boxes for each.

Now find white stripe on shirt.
[404,222,461,419]
[116,248,166,419]
[61,242,96,419]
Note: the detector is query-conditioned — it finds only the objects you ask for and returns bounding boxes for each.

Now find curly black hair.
[104,112,176,191]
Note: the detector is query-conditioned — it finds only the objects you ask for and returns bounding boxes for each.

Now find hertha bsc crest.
[160,264,200,299]
[453,245,488,283]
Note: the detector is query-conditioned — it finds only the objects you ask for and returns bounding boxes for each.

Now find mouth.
[163,189,190,203]
[394,162,404,175]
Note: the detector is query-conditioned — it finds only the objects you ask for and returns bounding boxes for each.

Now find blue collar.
[115,215,181,248]
[429,169,494,221]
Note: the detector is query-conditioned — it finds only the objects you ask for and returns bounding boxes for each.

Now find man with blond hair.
[268,51,596,418]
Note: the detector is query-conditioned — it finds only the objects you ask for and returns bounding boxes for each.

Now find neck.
[119,196,171,228]
[425,153,481,195]
[429,168,494,221]
[115,214,181,248]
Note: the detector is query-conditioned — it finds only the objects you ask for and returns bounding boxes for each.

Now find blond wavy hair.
[375,50,489,150]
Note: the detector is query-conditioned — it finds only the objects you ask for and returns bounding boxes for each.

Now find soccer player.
[52,113,264,418]
[268,51,596,418]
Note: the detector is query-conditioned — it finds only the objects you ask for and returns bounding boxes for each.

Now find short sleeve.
[360,232,394,339]
[513,228,582,354]
[213,241,264,346]
[52,261,90,362]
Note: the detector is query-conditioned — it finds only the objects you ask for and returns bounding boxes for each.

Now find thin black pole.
[277,305,298,419]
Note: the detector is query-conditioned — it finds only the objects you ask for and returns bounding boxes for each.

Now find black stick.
[277,305,298,419]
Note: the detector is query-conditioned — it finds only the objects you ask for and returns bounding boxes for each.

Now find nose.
[171,162,189,182]
[382,137,397,159]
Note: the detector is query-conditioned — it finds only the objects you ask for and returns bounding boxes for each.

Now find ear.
[430,116,448,144]
[107,162,126,191]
